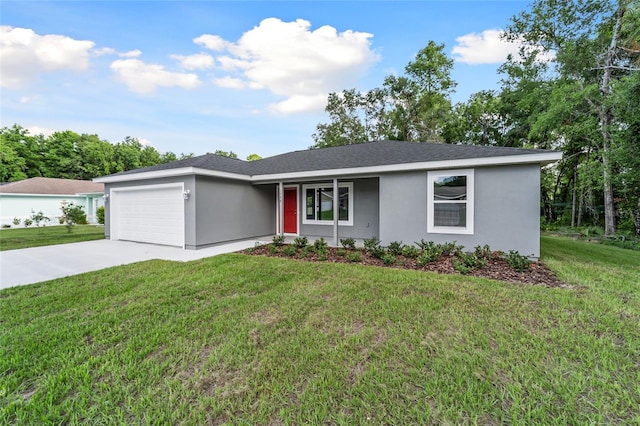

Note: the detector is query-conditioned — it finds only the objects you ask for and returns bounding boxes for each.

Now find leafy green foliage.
[59,202,87,232]
[453,253,488,275]
[381,254,396,265]
[272,235,285,246]
[505,250,532,272]
[282,246,297,257]
[346,251,362,263]
[401,245,420,258]
[96,206,105,225]
[293,236,308,248]
[313,238,328,252]
[363,237,381,252]
[339,237,356,249]
[29,210,50,227]
[12,218,20,226]
[387,241,404,256]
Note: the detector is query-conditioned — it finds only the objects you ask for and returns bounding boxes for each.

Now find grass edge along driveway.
[0,225,105,251]
[1,235,639,424]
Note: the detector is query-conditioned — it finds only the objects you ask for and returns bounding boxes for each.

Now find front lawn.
[0,225,105,251]
[1,236,638,424]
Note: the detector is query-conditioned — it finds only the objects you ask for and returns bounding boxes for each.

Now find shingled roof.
[0,177,104,195]
[96,140,561,182]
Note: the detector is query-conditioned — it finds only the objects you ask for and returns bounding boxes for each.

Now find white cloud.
[92,47,140,58]
[452,29,555,65]
[193,34,229,51]
[171,53,215,70]
[213,76,246,89]
[110,58,201,94]
[452,29,520,65]
[120,49,142,58]
[27,126,55,137]
[0,26,95,88]
[196,18,379,114]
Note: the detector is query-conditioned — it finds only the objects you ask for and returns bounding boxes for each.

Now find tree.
[503,0,640,235]
[246,153,262,161]
[443,90,506,145]
[312,41,457,148]
[212,150,238,159]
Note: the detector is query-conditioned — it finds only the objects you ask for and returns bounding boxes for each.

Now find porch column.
[333,178,338,246]
[278,182,284,236]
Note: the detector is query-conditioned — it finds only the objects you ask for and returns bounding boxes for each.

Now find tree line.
[312,0,639,236]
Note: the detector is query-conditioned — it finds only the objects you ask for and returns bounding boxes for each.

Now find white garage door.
[111,184,184,247]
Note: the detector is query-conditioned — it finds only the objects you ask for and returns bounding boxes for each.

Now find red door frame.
[283,187,298,234]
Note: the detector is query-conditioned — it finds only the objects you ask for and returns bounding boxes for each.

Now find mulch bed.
[243,245,571,288]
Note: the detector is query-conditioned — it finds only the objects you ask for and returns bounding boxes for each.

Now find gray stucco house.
[94,140,562,258]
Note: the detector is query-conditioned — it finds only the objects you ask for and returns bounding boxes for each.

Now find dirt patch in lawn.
[243,245,570,288]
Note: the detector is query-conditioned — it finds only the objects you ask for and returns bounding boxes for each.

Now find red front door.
[283,187,297,234]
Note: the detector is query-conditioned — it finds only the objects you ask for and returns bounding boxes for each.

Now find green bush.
[12,217,21,226]
[402,245,420,258]
[313,238,328,251]
[60,201,87,232]
[381,254,396,265]
[387,241,404,256]
[416,251,439,267]
[346,251,362,263]
[272,235,285,246]
[340,237,356,249]
[23,218,33,228]
[293,236,308,248]
[505,250,531,272]
[363,237,380,252]
[283,246,297,257]
[268,244,278,255]
[474,244,493,260]
[441,241,464,257]
[370,246,386,259]
[454,253,487,274]
[96,206,105,225]
[30,210,50,227]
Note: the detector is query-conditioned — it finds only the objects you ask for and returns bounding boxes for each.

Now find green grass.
[1,236,639,424]
[0,225,105,251]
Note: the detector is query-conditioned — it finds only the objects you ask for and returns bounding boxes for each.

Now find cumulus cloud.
[93,47,141,58]
[110,59,201,94]
[213,76,246,89]
[170,52,215,70]
[0,26,95,88]
[197,18,379,114]
[452,29,520,64]
[453,28,555,65]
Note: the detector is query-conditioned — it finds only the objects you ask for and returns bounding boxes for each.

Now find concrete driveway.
[0,239,263,290]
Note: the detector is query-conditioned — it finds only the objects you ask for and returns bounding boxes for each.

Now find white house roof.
[0,177,104,195]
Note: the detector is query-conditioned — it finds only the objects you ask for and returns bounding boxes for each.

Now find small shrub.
[2,224,11,229]
[387,241,404,256]
[313,238,328,251]
[337,248,346,257]
[370,246,387,259]
[402,245,420,258]
[453,259,473,275]
[363,237,381,252]
[317,251,328,261]
[340,237,356,249]
[441,241,464,257]
[346,251,362,263]
[30,210,50,227]
[60,201,87,232]
[96,206,105,225]
[283,246,297,257]
[12,217,21,226]
[381,254,396,265]
[415,239,433,250]
[272,235,285,246]
[474,244,492,260]
[293,236,308,248]
[416,251,439,267]
[268,244,279,255]
[23,218,33,227]
[457,252,487,272]
[505,250,531,272]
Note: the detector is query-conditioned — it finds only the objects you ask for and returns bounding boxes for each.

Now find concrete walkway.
[0,239,263,290]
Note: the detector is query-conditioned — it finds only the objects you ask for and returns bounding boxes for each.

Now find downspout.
[333,178,338,246]
[278,182,284,236]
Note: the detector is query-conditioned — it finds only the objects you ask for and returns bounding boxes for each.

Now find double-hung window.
[302,182,353,226]
[427,169,474,235]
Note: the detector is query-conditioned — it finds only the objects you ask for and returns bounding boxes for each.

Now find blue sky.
[1,1,530,159]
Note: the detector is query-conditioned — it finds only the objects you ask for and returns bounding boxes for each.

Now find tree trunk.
[635,197,640,236]
[598,3,626,236]
[571,165,578,227]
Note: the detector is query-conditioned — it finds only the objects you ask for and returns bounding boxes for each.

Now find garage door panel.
[112,185,184,247]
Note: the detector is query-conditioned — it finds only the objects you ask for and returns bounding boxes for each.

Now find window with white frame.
[302,182,353,226]
[427,169,474,235]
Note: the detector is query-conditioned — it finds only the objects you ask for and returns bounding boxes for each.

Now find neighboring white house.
[0,177,105,227]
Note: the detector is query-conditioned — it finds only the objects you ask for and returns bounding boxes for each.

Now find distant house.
[0,177,104,227]
[95,140,562,258]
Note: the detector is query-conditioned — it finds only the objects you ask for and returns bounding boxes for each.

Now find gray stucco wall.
[193,176,275,249]
[104,176,196,246]
[379,165,541,257]
[299,178,379,240]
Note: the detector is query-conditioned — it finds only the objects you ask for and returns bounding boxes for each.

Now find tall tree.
[503,0,640,235]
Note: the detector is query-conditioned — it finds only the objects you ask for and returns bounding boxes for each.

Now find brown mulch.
[243,245,571,288]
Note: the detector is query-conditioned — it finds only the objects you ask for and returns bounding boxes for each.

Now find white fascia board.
[93,167,251,183]
[250,152,563,183]
[0,193,89,198]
